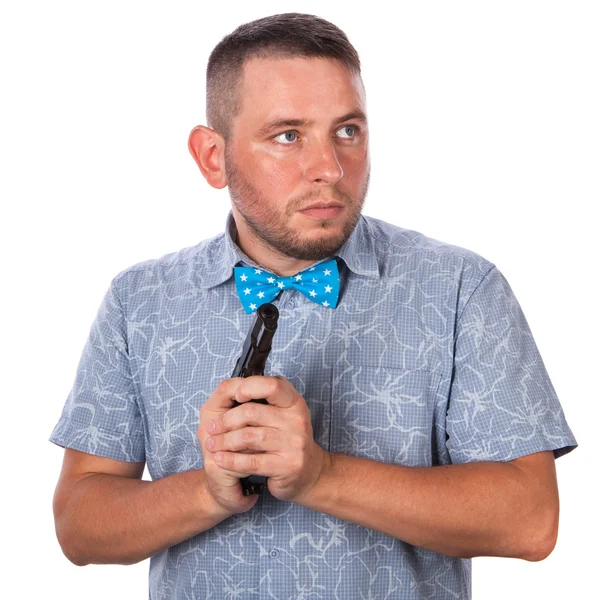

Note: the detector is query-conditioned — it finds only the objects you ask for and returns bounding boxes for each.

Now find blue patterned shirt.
[50,213,577,599]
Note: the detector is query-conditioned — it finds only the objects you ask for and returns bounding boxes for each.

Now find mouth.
[298,201,345,221]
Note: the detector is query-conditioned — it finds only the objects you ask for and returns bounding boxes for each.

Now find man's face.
[224,56,370,262]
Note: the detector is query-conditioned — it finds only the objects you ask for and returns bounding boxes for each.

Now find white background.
[1,1,597,598]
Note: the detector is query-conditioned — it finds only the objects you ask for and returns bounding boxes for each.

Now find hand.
[202,375,330,503]
[198,378,259,514]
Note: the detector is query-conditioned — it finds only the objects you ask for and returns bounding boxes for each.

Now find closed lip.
[299,202,344,211]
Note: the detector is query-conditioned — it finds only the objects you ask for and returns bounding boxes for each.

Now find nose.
[304,137,344,185]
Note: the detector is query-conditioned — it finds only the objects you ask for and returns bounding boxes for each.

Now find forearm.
[56,468,232,566]
[297,453,554,561]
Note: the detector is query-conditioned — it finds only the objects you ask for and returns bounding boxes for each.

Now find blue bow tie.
[234,258,340,313]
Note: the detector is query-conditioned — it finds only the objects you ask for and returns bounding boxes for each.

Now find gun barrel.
[232,303,279,378]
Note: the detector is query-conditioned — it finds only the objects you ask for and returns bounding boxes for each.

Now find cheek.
[268,164,299,194]
[341,152,369,192]
[250,150,302,193]
[341,147,368,174]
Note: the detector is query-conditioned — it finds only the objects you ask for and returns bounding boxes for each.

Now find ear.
[188,125,227,190]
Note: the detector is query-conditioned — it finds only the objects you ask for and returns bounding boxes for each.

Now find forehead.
[236,56,366,127]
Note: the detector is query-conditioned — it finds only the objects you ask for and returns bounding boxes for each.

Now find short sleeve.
[49,276,146,462]
[446,266,577,464]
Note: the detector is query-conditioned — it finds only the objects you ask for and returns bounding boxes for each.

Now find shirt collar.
[197,213,242,290]
[335,215,380,278]
[200,212,380,290]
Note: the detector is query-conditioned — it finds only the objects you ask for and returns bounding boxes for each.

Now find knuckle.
[271,377,283,394]
[220,452,232,468]
[292,413,309,432]
[247,453,260,472]
[215,380,233,396]
[242,428,255,443]
[244,403,259,421]
[292,435,306,452]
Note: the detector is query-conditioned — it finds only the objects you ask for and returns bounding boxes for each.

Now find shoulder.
[360,215,499,314]
[363,215,495,276]
[109,231,225,294]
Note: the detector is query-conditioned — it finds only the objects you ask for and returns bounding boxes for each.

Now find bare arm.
[201,378,561,562]
[296,450,559,561]
[53,448,233,566]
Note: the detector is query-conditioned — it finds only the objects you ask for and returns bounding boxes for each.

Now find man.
[50,12,577,599]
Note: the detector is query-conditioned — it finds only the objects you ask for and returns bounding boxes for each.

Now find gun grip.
[240,474,267,496]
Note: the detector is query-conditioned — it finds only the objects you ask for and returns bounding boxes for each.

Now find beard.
[224,148,371,261]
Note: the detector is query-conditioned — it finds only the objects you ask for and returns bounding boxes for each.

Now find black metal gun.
[231,302,279,495]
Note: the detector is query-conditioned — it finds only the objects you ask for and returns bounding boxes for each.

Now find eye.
[273,131,299,145]
[336,125,358,139]
[273,125,359,146]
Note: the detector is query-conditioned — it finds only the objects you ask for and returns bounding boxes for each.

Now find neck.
[232,216,316,277]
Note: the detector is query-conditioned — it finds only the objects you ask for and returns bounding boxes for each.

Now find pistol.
[231,302,279,495]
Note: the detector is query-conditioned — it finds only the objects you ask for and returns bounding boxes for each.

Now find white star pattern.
[234,259,338,313]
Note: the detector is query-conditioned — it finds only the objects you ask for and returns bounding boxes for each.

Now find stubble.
[224,148,370,261]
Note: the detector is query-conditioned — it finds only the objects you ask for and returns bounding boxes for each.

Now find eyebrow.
[255,109,367,138]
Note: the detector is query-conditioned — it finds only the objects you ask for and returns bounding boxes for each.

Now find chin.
[291,233,348,259]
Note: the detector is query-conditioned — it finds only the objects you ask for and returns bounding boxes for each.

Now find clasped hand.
[198,376,329,509]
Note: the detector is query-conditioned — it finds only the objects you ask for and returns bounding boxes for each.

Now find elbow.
[56,519,143,567]
[54,482,88,566]
[57,537,89,567]
[65,551,89,568]
[55,523,89,567]
[56,536,138,567]
[523,529,558,562]
[56,526,139,566]
[521,505,559,562]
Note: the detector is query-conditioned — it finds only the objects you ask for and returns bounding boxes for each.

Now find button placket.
[284,289,297,309]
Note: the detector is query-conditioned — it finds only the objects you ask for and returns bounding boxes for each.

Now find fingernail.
[208,418,216,433]
[206,437,215,449]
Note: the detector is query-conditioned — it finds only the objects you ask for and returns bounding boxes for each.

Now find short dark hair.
[206,12,362,143]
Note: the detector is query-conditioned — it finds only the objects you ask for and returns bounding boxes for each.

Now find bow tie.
[234,259,340,313]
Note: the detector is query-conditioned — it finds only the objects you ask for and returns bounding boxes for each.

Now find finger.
[206,426,282,453]
[198,379,245,438]
[205,456,252,481]
[206,378,245,411]
[205,450,253,480]
[234,376,299,409]
[212,400,278,435]
[214,450,273,477]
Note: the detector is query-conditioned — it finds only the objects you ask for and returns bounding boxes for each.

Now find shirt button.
[286,300,295,309]
[270,549,279,558]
